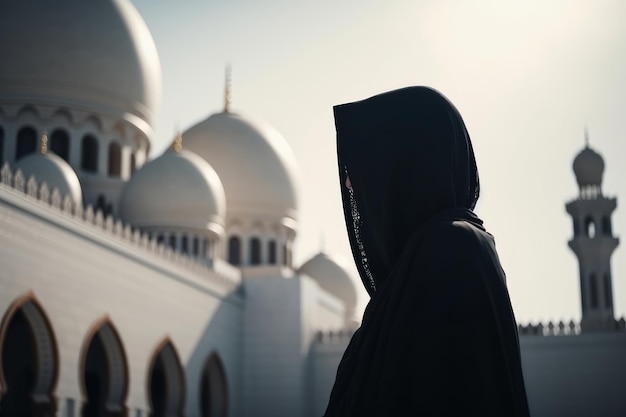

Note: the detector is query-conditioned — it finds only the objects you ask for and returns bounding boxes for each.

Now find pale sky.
[131,0,626,324]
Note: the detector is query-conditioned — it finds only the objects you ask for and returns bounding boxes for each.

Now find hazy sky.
[131,0,626,324]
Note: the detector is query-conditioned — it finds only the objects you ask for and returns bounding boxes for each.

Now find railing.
[0,162,239,291]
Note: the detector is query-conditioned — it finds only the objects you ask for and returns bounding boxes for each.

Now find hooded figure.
[324,86,530,416]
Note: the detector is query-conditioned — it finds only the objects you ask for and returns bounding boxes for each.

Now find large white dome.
[118,145,226,235]
[182,111,298,226]
[299,252,358,319]
[0,0,161,130]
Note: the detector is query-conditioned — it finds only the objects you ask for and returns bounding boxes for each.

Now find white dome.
[182,111,298,225]
[0,0,161,131]
[118,147,226,235]
[299,252,358,318]
[573,146,604,187]
[16,151,83,207]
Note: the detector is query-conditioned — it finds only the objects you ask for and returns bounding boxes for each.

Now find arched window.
[50,129,70,161]
[0,295,59,417]
[282,243,288,266]
[590,274,599,309]
[15,127,37,161]
[249,237,261,265]
[0,125,4,164]
[130,153,136,175]
[169,235,177,250]
[602,216,612,236]
[80,320,129,417]
[81,135,98,173]
[268,240,277,265]
[604,274,613,309]
[181,235,188,254]
[148,340,185,417]
[228,236,241,265]
[200,353,228,417]
[108,142,121,177]
[192,237,199,256]
[585,217,595,238]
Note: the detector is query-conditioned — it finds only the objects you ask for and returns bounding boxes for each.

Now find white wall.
[311,332,352,417]
[241,271,345,417]
[521,333,626,417]
[309,329,626,417]
[0,186,244,417]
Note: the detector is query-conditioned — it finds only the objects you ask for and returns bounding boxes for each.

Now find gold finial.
[171,132,183,152]
[584,126,589,147]
[40,131,48,154]
[224,64,232,113]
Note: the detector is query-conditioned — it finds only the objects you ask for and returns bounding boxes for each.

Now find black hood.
[334,86,480,295]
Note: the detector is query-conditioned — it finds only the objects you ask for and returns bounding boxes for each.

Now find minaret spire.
[224,64,232,113]
[584,126,589,148]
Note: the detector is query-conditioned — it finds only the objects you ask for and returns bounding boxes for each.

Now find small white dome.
[16,151,83,207]
[182,111,298,226]
[118,146,226,235]
[299,252,358,318]
[0,0,161,132]
[573,145,604,187]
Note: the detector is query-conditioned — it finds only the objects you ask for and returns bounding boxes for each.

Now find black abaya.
[324,87,530,416]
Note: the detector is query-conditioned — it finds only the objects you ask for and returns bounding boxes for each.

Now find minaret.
[566,132,619,332]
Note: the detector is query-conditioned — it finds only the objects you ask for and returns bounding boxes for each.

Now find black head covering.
[335,86,480,295]
[326,86,530,417]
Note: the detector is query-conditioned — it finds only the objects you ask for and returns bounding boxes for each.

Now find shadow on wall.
[184,293,241,417]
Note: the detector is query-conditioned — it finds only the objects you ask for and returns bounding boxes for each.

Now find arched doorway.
[81,318,128,417]
[0,294,59,417]
[200,353,228,417]
[147,339,185,417]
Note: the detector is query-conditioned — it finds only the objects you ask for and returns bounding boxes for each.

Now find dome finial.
[39,131,48,154]
[171,132,183,152]
[224,63,232,113]
[584,126,589,148]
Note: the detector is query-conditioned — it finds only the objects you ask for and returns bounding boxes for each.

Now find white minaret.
[566,133,619,332]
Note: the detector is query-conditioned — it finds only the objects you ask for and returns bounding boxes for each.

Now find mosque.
[0,1,625,417]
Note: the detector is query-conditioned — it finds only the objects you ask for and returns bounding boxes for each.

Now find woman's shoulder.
[417,217,495,262]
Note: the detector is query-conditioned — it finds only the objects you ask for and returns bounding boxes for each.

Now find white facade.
[0,1,626,417]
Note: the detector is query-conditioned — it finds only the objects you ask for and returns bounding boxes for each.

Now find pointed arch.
[80,316,129,417]
[147,337,186,417]
[0,292,59,416]
[200,352,228,417]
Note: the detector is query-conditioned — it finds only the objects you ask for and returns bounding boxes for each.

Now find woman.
[325,86,530,416]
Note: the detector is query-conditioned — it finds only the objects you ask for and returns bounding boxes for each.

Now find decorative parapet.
[518,317,626,336]
[0,162,240,292]
[315,328,357,345]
